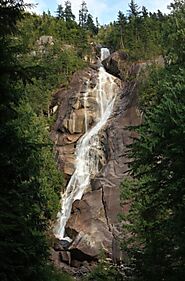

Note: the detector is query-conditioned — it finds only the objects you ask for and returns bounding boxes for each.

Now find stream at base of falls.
[54,48,119,240]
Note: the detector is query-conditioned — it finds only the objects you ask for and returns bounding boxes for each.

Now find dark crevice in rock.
[65,227,78,241]
[70,248,98,262]
[101,187,111,232]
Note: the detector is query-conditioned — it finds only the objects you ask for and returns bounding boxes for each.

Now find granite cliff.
[50,50,144,272]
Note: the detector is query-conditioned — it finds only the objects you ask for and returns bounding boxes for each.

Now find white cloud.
[57,0,108,20]
[25,0,47,14]
[137,0,171,13]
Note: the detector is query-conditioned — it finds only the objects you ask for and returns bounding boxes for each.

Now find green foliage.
[97,1,168,59]
[121,67,185,281]
[17,6,91,59]
[137,65,166,113]
[36,265,74,281]
[120,3,185,276]
[0,1,75,281]
[96,0,185,61]
[83,258,124,281]
[0,0,26,35]
[16,11,88,115]
[119,3,185,281]
[21,45,86,114]
[165,0,185,65]
[0,98,64,280]
[86,14,98,35]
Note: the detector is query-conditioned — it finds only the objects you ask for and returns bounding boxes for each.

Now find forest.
[0,0,185,281]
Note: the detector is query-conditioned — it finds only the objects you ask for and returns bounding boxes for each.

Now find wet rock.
[61,62,144,260]
[59,239,72,250]
[51,67,99,177]
[72,99,81,110]
[89,63,100,71]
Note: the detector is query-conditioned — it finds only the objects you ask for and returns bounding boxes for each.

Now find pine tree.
[86,13,98,34]
[95,17,100,31]
[142,6,148,18]
[64,0,75,21]
[167,0,185,64]
[0,1,64,280]
[117,11,127,48]
[120,3,185,280]
[56,4,64,20]
[79,0,88,28]
[121,66,185,281]
[128,0,141,18]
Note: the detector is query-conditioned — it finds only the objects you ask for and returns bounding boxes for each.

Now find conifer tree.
[64,0,75,21]
[117,11,127,48]
[56,4,64,20]
[120,2,185,280]
[0,1,65,280]
[79,0,88,28]
[128,0,141,17]
[86,13,98,34]
[121,66,185,281]
[142,6,148,18]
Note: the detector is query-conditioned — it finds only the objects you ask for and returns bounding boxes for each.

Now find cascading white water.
[54,48,118,240]
[100,48,110,61]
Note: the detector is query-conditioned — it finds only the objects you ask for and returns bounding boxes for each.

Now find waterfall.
[54,48,118,240]
[100,48,110,61]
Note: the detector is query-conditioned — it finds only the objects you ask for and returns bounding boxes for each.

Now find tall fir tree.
[64,0,75,21]
[0,1,66,280]
[117,11,127,48]
[128,0,141,18]
[86,13,98,34]
[56,4,64,20]
[79,0,88,28]
[120,1,185,280]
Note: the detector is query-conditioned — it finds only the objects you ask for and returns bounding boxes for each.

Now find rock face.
[37,35,54,46]
[102,50,129,80]
[51,52,144,268]
[66,190,113,257]
[51,67,99,176]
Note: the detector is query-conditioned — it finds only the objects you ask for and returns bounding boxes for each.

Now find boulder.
[59,251,71,264]
[37,35,54,46]
[66,190,113,258]
[102,50,129,79]
[63,109,86,134]
[53,242,64,252]
[63,156,75,175]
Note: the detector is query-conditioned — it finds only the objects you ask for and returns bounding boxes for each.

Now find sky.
[26,0,173,24]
